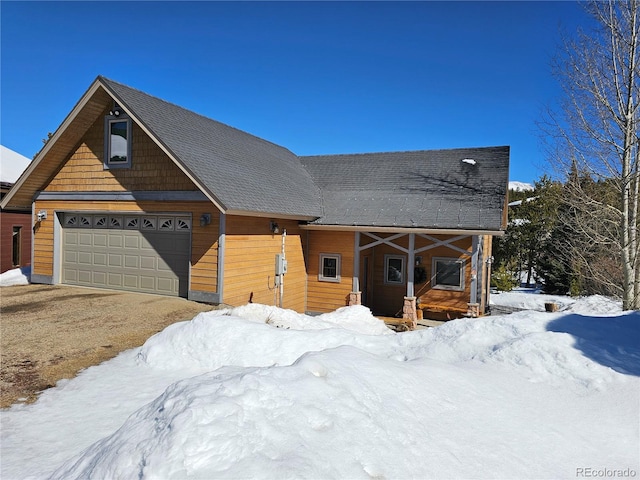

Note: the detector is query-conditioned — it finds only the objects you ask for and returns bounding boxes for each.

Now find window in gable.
[319,254,341,283]
[104,110,132,169]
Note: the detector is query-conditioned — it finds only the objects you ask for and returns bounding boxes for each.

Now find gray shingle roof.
[100,77,323,218]
[100,77,508,230]
[299,147,509,230]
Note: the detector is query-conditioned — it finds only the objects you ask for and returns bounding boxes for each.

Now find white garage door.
[62,213,191,297]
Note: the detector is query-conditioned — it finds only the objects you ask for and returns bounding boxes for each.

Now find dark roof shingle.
[299,147,509,230]
[100,77,323,218]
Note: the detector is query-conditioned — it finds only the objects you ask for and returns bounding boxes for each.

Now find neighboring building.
[1,145,32,273]
[1,76,509,323]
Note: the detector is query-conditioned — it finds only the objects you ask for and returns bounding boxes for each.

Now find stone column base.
[467,303,480,318]
[402,296,417,330]
[348,291,362,306]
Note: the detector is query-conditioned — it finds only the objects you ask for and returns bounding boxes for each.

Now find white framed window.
[142,217,157,230]
[104,113,132,169]
[176,218,191,230]
[319,254,341,283]
[94,216,108,228]
[384,255,405,285]
[109,216,123,228]
[159,218,174,231]
[432,257,466,291]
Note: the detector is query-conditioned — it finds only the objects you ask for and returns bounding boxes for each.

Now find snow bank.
[0,266,31,286]
[225,303,392,335]
[2,297,638,480]
[491,289,622,314]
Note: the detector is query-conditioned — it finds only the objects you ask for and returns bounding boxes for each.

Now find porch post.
[407,233,415,298]
[350,231,361,305]
[401,233,417,328]
[468,235,480,317]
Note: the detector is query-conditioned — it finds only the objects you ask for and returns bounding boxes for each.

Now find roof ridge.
[98,76,297,156]
[300,145,510,159]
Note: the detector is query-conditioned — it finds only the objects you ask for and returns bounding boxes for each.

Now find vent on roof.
[462,158,477,165]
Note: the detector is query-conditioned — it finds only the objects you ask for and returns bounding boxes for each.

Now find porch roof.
[299,146,509,231]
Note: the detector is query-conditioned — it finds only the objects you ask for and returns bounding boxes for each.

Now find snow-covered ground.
[1,276,638,479]
[0,266,30,286]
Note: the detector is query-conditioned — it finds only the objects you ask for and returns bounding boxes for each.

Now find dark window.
[319,254,341,282]
[433,258,465,291]
[384,255,405,285]
[104,112,132,169]
[12,226,21,266]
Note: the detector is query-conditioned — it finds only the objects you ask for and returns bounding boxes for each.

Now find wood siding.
[306,231,354,313]
[32,200,219,294]
[0,212,32,273]
[44,109,198,193]
[223,216,306,312]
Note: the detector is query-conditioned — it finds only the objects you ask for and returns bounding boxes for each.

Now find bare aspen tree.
[545,0,640,309]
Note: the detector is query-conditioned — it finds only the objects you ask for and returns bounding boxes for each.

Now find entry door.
[361,254,373,306]
[61,213,191,297]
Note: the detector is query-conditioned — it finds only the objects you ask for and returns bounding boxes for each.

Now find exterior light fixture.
[109,109,121,117]
[36,210,47,222]
[200,213,211,227]
[270,221,280,234]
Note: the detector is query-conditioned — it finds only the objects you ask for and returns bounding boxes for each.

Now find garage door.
[62,213,191,297]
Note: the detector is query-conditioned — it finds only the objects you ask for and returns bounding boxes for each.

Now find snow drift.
[1,297,638,480]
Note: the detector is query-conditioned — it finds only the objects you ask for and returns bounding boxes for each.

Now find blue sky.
[1,1,587,183]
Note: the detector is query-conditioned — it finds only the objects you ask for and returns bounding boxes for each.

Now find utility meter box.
[275,254,288,275]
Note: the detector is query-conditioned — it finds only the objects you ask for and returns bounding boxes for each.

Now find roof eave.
[299,224,505,236]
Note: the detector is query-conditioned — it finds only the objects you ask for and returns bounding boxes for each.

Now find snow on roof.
[509,181,534,192]
[0,145,32,184]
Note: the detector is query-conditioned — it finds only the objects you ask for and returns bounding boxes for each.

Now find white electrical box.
[275,254,288,275]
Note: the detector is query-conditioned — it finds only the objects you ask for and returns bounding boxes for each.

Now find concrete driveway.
[0,284,216,408]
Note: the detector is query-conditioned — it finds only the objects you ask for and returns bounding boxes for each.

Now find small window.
[65,215,77,226]
[432,257,466,291]
[319,254,341,283]
[104,113,132,169]
[384,255,405,285]
[94,216,107,228]
[125,217,139,229]
[12,227,21,266]
[109,216,123,228]
[79,216,91,227]
[142,217,156,230]
[176,218,191,230]
[159,218,174,231]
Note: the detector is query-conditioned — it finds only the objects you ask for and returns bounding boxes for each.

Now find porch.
[347,231,492,328]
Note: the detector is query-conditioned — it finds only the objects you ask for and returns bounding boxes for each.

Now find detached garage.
[61,212,192,296]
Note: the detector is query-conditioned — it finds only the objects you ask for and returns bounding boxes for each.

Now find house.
[0,76,509,324]
[1,145,32,273]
